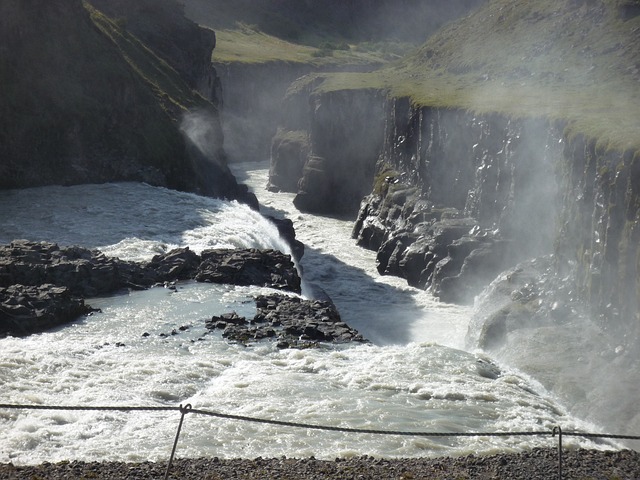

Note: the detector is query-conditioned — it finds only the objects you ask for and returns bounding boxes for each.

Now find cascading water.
[0,176,616,465]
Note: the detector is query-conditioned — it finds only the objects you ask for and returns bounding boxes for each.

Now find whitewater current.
[0,165,615,465]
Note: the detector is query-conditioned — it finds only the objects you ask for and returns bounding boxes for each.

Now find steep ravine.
[269,88,640,436]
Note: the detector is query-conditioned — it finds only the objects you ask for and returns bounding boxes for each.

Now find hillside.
[312,0,640,150]
[183,0,486,46]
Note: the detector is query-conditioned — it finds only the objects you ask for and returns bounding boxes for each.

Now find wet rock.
[265,216,305,261]
[0,240,301,337]
[0,283,92,337]
[206,293,368,348]
[196,248,301,293]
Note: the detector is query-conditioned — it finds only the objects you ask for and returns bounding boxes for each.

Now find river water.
[0,165,613,464]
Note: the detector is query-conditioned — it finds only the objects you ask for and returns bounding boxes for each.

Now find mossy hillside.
[211,24,393,67]
[87,4,212,118]
[306,0,640,152]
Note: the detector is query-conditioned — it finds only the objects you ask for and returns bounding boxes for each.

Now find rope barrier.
[1,402,639,479]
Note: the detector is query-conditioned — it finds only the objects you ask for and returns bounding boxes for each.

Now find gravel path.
[1,448,639,479]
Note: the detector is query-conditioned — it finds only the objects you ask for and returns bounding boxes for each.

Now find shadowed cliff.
[0,0,252,203]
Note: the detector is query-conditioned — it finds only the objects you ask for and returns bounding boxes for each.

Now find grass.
[296,0,640,152]
[211,24,400,67]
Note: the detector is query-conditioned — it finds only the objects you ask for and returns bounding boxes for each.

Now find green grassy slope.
[313,0,640,151]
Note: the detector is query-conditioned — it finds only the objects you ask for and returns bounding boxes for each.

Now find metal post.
[552,426,563,480]
[164,404,192,480]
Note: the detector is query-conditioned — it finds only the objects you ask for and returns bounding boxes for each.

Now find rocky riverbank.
[1,448,639,479]
[0,239,368,350]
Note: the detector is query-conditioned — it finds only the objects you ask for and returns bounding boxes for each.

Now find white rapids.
[0,170,615,465]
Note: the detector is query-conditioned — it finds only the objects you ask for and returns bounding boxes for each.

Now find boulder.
[195,248,301,293]
[205,293,368,348]
[0,284,92,337]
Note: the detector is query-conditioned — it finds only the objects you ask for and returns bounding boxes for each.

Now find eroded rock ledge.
[0,240,367,348]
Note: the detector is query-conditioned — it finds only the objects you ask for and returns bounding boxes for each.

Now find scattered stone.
[1,448,639,479]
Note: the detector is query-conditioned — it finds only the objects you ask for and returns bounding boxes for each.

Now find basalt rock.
[265,216,305,261]
[195,248,301,293]
[205,293,367,348]
[352,104,560,304]
[268,129,310,193]
[0,240,301,337]
[0,284,93,337]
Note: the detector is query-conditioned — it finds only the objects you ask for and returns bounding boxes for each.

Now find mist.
[180,109,224,163]
[182,0,640,441]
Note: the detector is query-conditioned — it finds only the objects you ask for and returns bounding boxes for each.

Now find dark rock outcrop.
[206,293,367,348]
[274,85,386,215]
[0,284,92,337]
[195,249,301,292]
[0,0,255,205]
[0,240,300,337]
[352,103,561,304]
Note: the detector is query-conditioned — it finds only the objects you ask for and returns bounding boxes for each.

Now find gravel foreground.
[1,448,639,479]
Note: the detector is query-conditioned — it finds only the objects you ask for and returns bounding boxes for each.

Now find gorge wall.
[214,62,315,163]
[0,0,253,204]
[270,86,640,434]
[275,87,640,330]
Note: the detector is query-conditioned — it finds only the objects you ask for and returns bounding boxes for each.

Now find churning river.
[0,162,615,464]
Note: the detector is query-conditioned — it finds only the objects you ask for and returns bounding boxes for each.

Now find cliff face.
[0,0,252,204]
[347,95,640,330]
[291,87,640,433]
[556,136,640,335]
[88,0,222,103]
[352,101,562,303]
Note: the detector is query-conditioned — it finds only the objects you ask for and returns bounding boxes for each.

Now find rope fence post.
[1,402,640,478]
[553,425,563,480]
[164,404,192,480]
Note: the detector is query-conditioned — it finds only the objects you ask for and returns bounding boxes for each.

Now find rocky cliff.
[278,84,640,433]
[352,101,563,304]
[282,85,640,334]
[0,0,252,204]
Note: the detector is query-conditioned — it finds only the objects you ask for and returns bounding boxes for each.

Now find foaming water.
[0,178,615,464]
[230,163,469,348]
[0,182,290,261]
